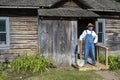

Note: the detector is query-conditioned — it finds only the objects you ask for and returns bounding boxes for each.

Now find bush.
[99,54,120,70]
[99,54,105,64]
[108,55,120,70]
[10,55,52,73]
[0,71,7,80]
[115,0,120,2]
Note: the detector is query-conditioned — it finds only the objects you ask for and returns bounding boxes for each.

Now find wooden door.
[38,20,77,66]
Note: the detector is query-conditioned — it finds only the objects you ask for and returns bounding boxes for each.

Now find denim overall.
[84,30,96,65]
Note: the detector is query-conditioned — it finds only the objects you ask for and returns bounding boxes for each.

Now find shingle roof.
[38,8,99,17]
[80,0,120,12]
[0,0,61,7]
[0,0,120,12]
[0,0,120,14]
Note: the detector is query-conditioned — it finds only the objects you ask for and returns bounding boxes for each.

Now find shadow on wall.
[74,45,81,64]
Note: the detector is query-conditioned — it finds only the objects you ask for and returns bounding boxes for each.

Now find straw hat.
[87,23,94,27]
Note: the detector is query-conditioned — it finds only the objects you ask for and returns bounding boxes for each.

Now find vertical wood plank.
[71,21,77,65]
[38,20,77,66]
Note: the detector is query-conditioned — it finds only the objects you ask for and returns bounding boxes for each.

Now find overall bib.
[84,30,96,65]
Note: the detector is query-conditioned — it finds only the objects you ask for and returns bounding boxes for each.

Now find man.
[79,23,98,66]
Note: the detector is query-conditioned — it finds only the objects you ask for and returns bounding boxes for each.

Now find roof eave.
[38,8,100,18]
[88,9,120,13]
[0,5,39,9]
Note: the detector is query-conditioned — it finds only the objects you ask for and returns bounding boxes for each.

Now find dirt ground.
[96,70,119,80]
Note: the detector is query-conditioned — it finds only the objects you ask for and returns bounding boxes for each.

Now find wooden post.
[80,41,82,60]
[96,44,109,66]
[105,48,108,66]
[96,46,99,63]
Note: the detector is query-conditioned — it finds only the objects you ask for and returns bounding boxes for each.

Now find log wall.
[1,17,38,55]
[106,19,120,51]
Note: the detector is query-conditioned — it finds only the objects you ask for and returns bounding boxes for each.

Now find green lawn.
[3,68,120,80]
[24,69,103,80]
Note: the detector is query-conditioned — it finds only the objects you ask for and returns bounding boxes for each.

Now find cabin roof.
[0,0,61,8]
[38,8,99,17]
[79,0,120,12]
[0,0,120,11]
[0,0,120,18]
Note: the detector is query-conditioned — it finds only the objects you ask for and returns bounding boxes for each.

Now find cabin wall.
[105,19,120,52]
[39,20,77,66]
[1,17,38,55]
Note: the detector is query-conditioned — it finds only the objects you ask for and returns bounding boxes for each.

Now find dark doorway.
[77,18,95,38]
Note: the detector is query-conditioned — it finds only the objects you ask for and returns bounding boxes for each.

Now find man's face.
[88,27,93,30]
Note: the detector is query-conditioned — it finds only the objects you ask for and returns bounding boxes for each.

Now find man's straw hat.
[87,23,94,27]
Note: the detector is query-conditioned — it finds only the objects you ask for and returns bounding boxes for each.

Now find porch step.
[78,62,109,71]
[73,58,109,71]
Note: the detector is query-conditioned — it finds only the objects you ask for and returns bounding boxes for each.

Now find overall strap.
[86,30,87,34]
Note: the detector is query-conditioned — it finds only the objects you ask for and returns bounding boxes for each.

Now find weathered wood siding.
[106,19,120,51]
[39,20,77,66]
[1,17,38,55]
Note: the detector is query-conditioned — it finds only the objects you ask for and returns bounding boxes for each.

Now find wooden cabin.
[0,0,120,66]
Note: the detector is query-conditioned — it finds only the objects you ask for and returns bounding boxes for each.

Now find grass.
[3,67,120,80]
[24,69,103,80]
